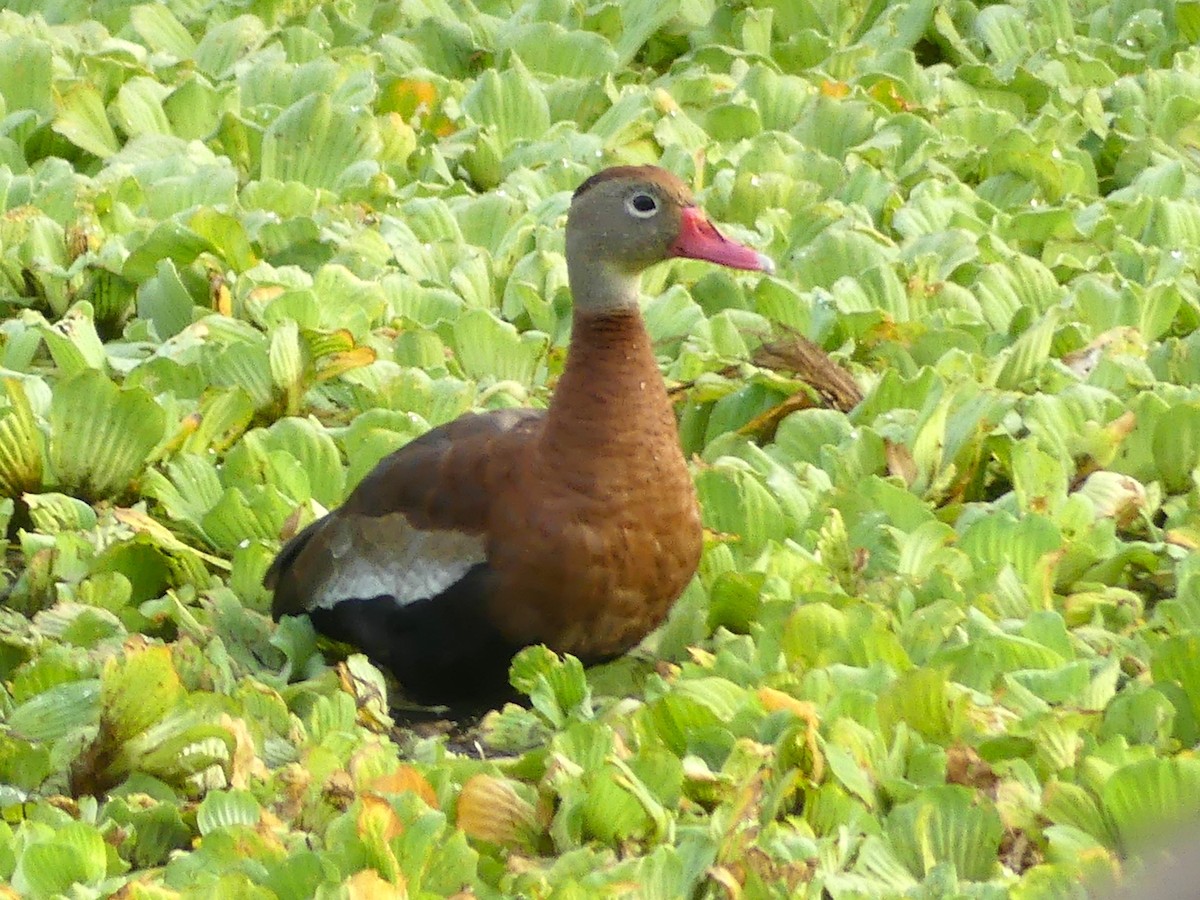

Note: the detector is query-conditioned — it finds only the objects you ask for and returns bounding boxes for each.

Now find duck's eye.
[626,192,659,218]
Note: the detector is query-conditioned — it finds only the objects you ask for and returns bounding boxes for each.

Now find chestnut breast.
[482,311,702,658]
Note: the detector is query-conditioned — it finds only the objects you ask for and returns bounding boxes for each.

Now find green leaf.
[204,341,275,411]
[991,307,1061,390]
[877,668,964,743]
[975,5,1032,70]
[1010,440,1069,517]
[49,370,169,500]
[193,15,267,79]
[180,388,256,455]
[501,23,619,77]
[1153,403,1200,493]
[1043,780,1113,845]
[610,0,682,66]
[1101,758,1200,847]
[974,257,1063,333]
[112,77,172,138]
[261,417,345,508]
[163,76,224,140]
[12,823,107,897]
[1150,634,1200,732]
[853,835,920,891]
[6,679,100,742]
[707,571,763,634]
[137,259,197,340]
[188,208,258,273]
[129,4,197,58]
[197,789,261,835]
[122,221,216,284]
[39,302,107,376]
[582,767,653,843]
[201,485,295,552]
[0,35,53,118]
[52,83,119,159]
[885,785,1004,881]
[268,320,306,414]
[462,64,551,150]
[510,646,592,726]
[450,308,547,383]
[260,94,380,190]
[795,227,895,291]
[84,268,136,332]
[695,458,787,554]
[1179,0,1200,40]
[24,491,96,532]
[101,643,183,744]
[959,511,1061,585]
[0,377,45,496]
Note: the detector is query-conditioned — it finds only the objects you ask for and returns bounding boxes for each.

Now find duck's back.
[265,407,544,705]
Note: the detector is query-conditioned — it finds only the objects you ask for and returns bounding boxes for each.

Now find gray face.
[565,173,691,277]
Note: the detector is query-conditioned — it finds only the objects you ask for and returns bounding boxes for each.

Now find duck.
[266,165,774,708]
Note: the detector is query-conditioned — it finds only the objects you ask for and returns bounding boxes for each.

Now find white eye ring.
[626,192,659,218]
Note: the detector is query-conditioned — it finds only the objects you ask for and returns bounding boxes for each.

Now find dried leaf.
[753,336,863,412]
[219,714,269,790]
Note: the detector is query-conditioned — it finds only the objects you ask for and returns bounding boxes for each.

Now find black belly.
[307,564,523,711]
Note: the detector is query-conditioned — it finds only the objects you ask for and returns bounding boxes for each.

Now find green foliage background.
[1,0,1199,896]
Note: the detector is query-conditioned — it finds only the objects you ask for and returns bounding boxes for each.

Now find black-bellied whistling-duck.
[266,166,774,707]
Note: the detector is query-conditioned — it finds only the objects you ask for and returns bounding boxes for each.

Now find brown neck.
[540,310,680,471]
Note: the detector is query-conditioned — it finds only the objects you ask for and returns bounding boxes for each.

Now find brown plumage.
[265,165,773,707]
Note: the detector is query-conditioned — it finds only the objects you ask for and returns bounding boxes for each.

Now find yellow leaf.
[381,79,438,118]
[380,79,456,137]
[757,687,819,723]
[314,347,378,381]
[345,868,406,900]
[758,687,824,783]
[358,794,405,843]
[357,796,403,884]
[456,773,538,848]
[219,714,269,790]
[369,765,439,809]
[337,657,393,731]
[1166,528,1200,550]
[107,881,182,899]
[209,270,232,316]
[652,88,680,116]
[248,285,285,306]
[303,328,355,356]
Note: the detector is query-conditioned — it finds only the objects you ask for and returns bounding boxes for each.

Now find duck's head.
[565,165,774,314]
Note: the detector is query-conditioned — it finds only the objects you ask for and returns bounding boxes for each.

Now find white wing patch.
[309,513,487,610]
